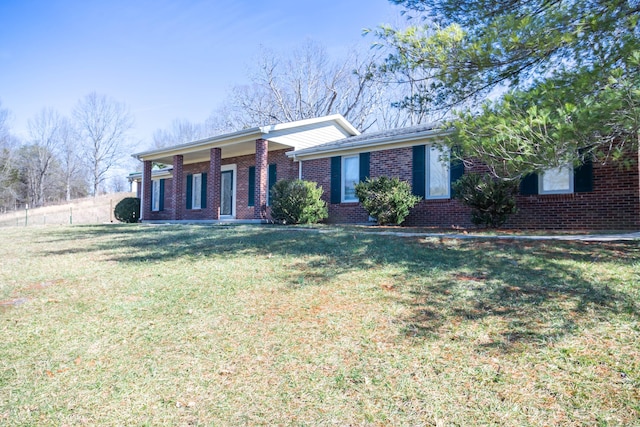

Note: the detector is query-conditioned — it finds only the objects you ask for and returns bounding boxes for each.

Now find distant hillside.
[0,193,135,227]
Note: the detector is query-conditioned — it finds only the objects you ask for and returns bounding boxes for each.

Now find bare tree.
[24,108,63,207]
[152,118,210,148]
[0,100,20,210]
[57,117,86,201]
[74,92,134,196]
[217,40,390,132]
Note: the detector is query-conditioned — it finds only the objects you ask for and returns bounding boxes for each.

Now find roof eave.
[259,114,360,137]
[287,128,453,161]
[132,127,264,161]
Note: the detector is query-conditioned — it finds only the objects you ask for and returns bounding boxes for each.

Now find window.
[192,173,202,209]
[330,153,369,204]
[342,155,359,202]
[151,180,160,211]
[427,146,450,199]
[539,166,573,194]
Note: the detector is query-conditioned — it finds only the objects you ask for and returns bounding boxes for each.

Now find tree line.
[0,92,134,212]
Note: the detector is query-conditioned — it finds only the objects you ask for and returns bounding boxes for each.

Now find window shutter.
[449,158,464,198]
[248,166,255,207]
[574,158,593,193]
[359,152,370,182]
[186,174,193,209]
[412,145,426,198]
[520,173,539,195]
[268,164,277,206]
[159,179,165,211]
[330,156,342,204]
[201,172,207,209]
[268,164,277,190]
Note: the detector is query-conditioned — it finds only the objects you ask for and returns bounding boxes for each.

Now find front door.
[220,169,234,217]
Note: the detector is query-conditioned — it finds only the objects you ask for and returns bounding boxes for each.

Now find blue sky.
[0,0,401,149]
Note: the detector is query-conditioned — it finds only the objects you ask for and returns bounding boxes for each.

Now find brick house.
[132,115,640,230]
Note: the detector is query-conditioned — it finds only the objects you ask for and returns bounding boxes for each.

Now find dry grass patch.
[0,224,638,426]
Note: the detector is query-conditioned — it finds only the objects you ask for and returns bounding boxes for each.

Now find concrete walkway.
[334,230,640,242]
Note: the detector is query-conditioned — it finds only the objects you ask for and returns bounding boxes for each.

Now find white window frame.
[192,173,202,210]
[341,155,360,203]
[539,166,574,195]
[426,145,451,199]
[220,164,237,218]
[151,179,160,212]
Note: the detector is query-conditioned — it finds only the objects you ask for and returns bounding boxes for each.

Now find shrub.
[114,197,141,223]
[355,176,421,225]
[270,179,328,224]
[452,173,518,228]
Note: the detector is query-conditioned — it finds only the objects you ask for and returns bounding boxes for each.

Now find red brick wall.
[145,148,299,221]
[146,177,175,221]
[506,155,640,230]
[172,155,184,220]
[141,161,152,221]
[303,147,640,230]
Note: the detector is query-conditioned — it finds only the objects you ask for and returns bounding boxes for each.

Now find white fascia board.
[133,127,264,161]
[287,128,453,161]
[128,168,174,181]
[260,114,360,137]
[132,115,360,162]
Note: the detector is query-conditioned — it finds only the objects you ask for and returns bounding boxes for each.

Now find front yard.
[1,224,638,426]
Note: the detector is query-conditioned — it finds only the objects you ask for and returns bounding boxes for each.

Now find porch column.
[209,148,221,220]
[141,160,152,221]
[172,155,184,220]
[254,138,268,219]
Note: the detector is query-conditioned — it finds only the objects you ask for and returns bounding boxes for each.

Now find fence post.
[25,205,28,227]
[70,207,73,225]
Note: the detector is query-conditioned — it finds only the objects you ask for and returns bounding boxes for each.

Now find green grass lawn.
[1,224,638,426]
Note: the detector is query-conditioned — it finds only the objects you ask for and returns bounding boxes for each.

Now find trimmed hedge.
[355,176,421,225]
[114,197,141,223]
[270,179,328,224]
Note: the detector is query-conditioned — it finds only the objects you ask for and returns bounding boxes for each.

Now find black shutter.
[268,164,277,206]
[330,156,342,204]
[449,158,464,198]
[201,173,207,209]
[248,166,255,207]
[186,174,193,209]
[159,179,165,211]
[412,145,426,198]
[268,164,277,190]
[574,158,593,193]
[520,173,539,195]
[359,152,370,182]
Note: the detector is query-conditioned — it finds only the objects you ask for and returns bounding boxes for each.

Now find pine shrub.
[270,179,328,224]
[452,173,518,228]
[114,197,141,223]
[355,176,421,225]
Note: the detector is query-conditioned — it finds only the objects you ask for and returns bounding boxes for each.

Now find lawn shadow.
[39,224,640,352]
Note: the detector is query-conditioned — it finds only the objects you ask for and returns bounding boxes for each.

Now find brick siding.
[303,147,640,230]
[146,148,298,221]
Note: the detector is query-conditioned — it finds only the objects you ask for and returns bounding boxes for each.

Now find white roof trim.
[132,114,360,162]
[259,114,360,136]
[287,128,453,160]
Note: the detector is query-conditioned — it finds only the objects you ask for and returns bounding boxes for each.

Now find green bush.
[270,179,328,224]
[452,173,518,228]
[355,176,421,225]
[114,197,141,223]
